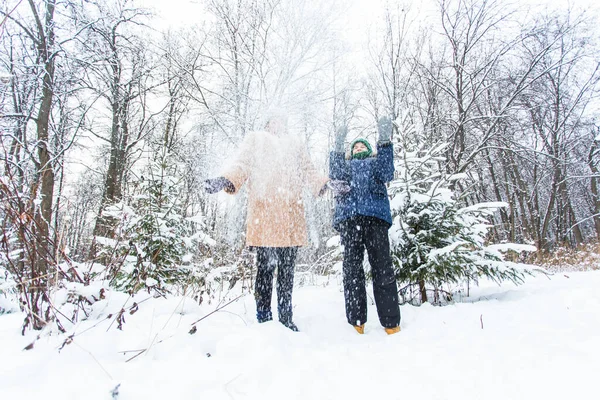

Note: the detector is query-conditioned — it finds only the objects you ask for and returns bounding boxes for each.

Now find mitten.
[377,116,393,145]
[334,125,348,153]
[327,179,351,195]
[203,177,234,194]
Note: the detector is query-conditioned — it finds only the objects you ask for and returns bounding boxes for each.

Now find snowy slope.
[1,271,599,400]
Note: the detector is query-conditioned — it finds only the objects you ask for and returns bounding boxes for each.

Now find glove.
[327,180,351,195]
[334,125,348,153]
[203,177,234,194]
[377,116,393,145]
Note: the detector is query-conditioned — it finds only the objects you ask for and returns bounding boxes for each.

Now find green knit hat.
[350,138,373,160]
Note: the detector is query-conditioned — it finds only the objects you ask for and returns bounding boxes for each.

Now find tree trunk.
[419,279,428,304]
[29,0,57,330]
[92,108,122,240]
[588,136,600,240]
[483,147,510,232]
[554,174,583,245]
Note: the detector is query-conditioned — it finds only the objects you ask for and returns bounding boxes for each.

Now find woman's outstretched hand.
[203,177,234,194]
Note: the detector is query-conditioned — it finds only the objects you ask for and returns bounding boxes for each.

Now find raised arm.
[373,117,395,182]
[329,125,350,181]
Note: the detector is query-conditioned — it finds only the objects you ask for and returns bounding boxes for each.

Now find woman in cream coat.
[204,113,345,331]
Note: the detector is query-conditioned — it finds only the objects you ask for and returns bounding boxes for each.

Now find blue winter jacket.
[329,143,394,230]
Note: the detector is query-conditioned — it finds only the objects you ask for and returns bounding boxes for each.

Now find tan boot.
[353,324,365,334]
[384,326,400,335]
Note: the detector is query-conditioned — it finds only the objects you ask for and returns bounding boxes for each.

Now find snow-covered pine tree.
[389,121,536,304]
[104,154,208,295]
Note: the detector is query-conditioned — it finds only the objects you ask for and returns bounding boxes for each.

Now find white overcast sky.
[139,0,598,30]
[138,0,599,67]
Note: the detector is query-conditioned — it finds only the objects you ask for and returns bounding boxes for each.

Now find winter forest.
[1,0,600,398]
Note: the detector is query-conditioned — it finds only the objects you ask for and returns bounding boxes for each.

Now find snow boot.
[384,326,400,335]
[353,324,365,334]
[257,310,273,323]
[280,320,299,332]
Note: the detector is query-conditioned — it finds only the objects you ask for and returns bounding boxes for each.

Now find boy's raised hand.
[334,125,348,153]
[377,116,393,145]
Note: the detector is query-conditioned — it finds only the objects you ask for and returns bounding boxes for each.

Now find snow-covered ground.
[1,270,599,400]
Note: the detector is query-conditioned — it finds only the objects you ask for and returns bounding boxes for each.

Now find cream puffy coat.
[222,131,328,247]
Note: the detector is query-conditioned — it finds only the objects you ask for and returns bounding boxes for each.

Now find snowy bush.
[0,265,19,315]
[0,220,19,314]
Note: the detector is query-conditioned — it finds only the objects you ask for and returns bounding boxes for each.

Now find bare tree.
[518,11,599,248]
[71,0,160,245]
[368,3,421,125]
[0,0,93,330]
[587,127,600,240]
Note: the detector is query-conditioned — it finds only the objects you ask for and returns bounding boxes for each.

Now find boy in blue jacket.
[329,117,401,335]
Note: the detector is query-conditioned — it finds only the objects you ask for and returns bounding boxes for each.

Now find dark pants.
[340,216,400,328]
[254,247,298,324]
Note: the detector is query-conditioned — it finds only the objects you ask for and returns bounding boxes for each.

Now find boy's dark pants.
[339,216,400,328]
[255,247,298,324]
